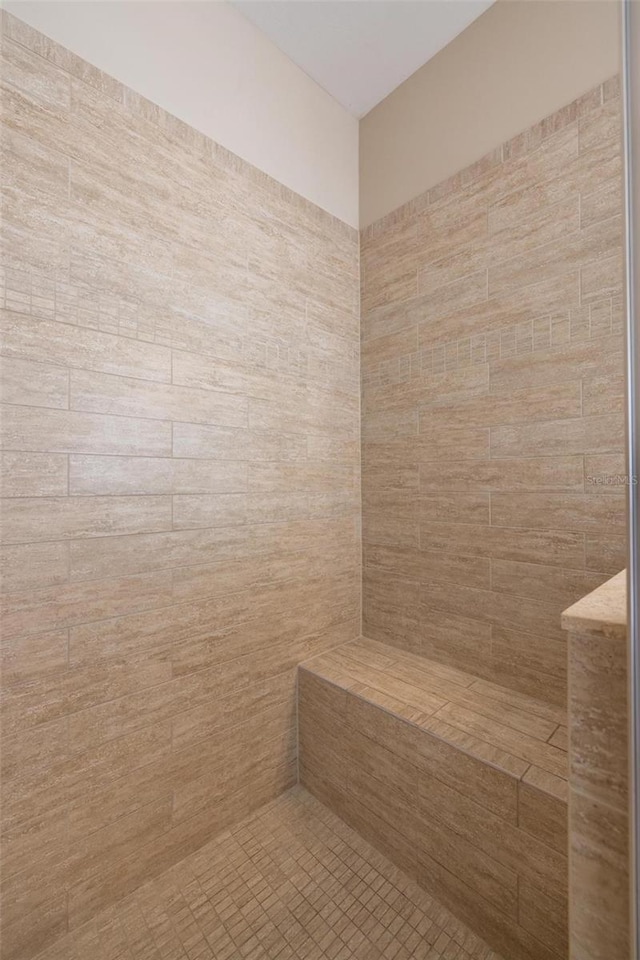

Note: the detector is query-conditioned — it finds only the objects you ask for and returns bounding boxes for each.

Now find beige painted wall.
[2,1,359,227]
[360,0,621,228]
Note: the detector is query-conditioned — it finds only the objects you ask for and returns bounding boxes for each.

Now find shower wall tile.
[68,369,249,426]
[1,356,69,408]
[1,405,173,456]
[2,494,174,544]
[0,452,68,497]
[361,76,624,705]
[0,11,360,958]
[563,580,630,960]
[1,628,69,684]
[0,313,174,381]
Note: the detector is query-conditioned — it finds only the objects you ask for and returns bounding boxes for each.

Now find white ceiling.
[232,1,494,118]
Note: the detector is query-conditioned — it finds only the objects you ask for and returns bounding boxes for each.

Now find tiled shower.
[360,78,625,701]
[0,7,633,960]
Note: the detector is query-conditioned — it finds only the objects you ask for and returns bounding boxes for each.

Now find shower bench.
[297,637,568,960]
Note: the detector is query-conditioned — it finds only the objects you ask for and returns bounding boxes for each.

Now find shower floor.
[32,787,503,960]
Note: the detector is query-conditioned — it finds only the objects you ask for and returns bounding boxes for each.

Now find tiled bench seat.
[298,637,568,960]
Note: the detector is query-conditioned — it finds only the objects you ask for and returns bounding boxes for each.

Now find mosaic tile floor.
[34,787,503,960]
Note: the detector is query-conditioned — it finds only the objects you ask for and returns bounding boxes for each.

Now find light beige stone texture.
[299,637,568,960]
[361,75,624,708]
[562,572,630,960]
[0,12,360,958]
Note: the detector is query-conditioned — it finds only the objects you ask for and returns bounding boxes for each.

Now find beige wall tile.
[2,719,172,826]
[172,421,307,461]
[569,786,629,960]
[434,700,567,778]
[0,541,69,593]
[363,512,419,549]
[1,36,71,111]
[584,453,627,492]
[369,363,490,407]
[361,261,418,315]
[68,526,251,580]
[0,357,68,408]
[1,628,68,684]
[519,878,568,958]
[417,271,579,348]
[581,253,624,303]
[419,455,584,493]
[364,543,490,590]
[421,380,582,429]
[490,414,623,458]
[489,625,567,706]
[69,369,247,427]
[2,495,172,543]
[67,796,172,888]
[585,533,627,573]
[417,722,518,822]
[420,609,492,677]
[416,268,488,316]
[418,768,566,898]
[68,455,247,496]
[488,216,621,298]
[416,850,558,960]
[580,181,622,229]
[424,579,566,642]
[172,493,247,530]
[1,405,172,456]
[2,806,68,885]
[420,521,586,568]
[490,491,625,534]
[0,892,68,960]
[1,570,173,639]
[365,424,491,463]
[248,460,354,494]
[490,560,606,607]
[419,492,490,524]
[415,809,518,919]
[362,407,418,442]
[355,76,620,957]
[489,333,622,394]
[518,780,568,852]
[361,325,418,368]
[569,628,628,810]
[1,657,173,738]
[1,313,172,382]
[0,452,68,497]
[65,583,246,667]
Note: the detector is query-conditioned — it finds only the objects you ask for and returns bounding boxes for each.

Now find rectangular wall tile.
[1,313,173,382]
[172,422,307,461]
[1,452,68,497]
[0,541,69,594]
[1,405,172,456]
[0,357,68,408]
[490,492,625,534]
[68,456,247,496]
[419,456,584,493]
[69,369,247,427]
[0,20,361,955]
[361,73,623,707]
[490,415,623,458]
